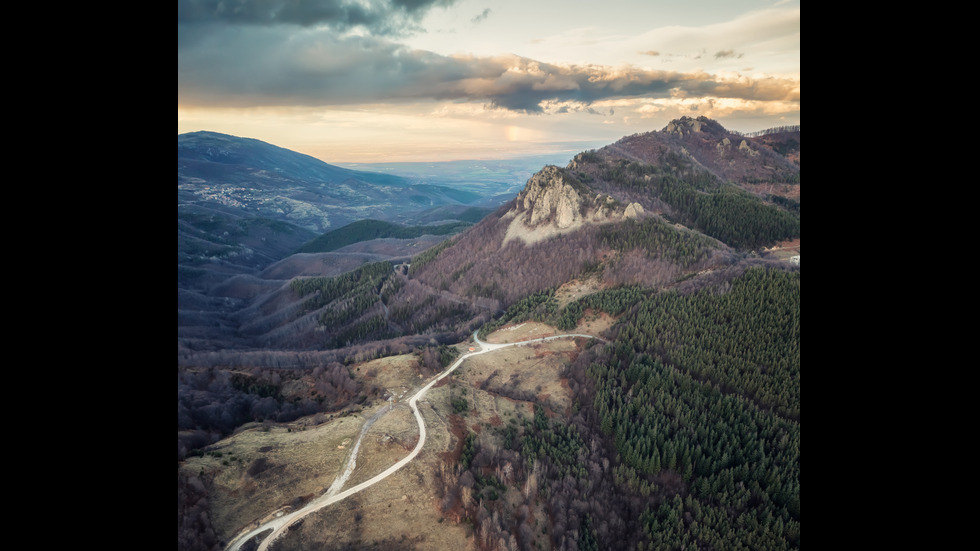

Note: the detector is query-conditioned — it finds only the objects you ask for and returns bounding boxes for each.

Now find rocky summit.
[503,165,645,245]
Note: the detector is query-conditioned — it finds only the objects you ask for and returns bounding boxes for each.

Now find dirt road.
[224,330,601,551]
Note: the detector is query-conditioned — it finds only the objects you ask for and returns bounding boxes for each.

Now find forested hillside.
[178,118,800,551]
[296,219,473,254]
[436,265,799,551]
[179,117,799,362]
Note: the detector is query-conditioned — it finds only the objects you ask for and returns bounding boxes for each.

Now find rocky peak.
[516,166,586,229]
[661,115,730,138]
[663,116,708,136]
[716,136,760,157]
[503,165,646,245]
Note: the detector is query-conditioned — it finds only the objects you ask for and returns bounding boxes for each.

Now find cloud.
[178,3,799,120]
[177,0,458,35]
[471,8,492,24]
[632,8,798,70]
[178,26,799,114]
[714,49,742,60]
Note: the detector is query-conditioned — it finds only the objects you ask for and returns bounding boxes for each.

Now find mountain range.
[178,131,501,279]
[179,117,798,359]
[178,117,800,551]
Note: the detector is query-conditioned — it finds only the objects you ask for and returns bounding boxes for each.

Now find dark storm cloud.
[178,26,799,112]
[177,0,457,34]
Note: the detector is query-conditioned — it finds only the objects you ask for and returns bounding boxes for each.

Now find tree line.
[288,261,396,348]
[177,362,371,461]
[574,152,800,251]
[589,266,800,549]
[660,182,800,250]
[598,216,718,268]
[437,264,800,551]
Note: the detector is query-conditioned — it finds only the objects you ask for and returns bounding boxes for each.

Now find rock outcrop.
[624,202,645,219]
[516,166,586,230]
[664,116,706,135]
[503,165,646,245]
[738,139,759,156]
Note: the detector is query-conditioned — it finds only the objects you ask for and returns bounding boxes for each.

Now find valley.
[178,117,800,551]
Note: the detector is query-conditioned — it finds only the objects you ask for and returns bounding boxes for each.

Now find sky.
[177,0,800,163]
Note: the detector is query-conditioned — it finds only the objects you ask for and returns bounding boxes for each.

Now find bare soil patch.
[270,455,476,551]
[455,337,581,417]
[344,405,419,488]
[573,311,616,338]
[554,275,604,308]
[181,412,367,540]
[353,353,425,401]
[484,321,556,344]
[484,313,614,348]
[762,238,801,261]
[264,384,475,551]
[180,336,591,549]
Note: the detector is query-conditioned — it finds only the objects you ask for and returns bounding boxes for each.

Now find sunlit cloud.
[178,27,799,114]
[177,1,799,161]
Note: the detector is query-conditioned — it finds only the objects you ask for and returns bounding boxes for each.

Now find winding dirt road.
[225,330,601,551]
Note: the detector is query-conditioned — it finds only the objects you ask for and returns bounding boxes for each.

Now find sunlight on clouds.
[628,8,800,74]
[179,1,799,163]
[603,96,798,119]
[504,125,550,143]
[179,85,798,163]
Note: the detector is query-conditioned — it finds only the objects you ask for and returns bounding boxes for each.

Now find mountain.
[295,219,476,254]
[178,131,485,287]
[178,131,484,220]
[178,131,503,347]
[609,116,799,187]
[377,116,799,336]
[179,117,799,357]
[178,117,800,551]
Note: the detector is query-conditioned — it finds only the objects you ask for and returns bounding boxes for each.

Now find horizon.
[178,0,800,164]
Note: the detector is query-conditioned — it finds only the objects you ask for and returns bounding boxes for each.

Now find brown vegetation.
[177,118,800,551]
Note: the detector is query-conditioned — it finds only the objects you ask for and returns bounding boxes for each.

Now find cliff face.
[518,166,587,229]
[503,165,644,245]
